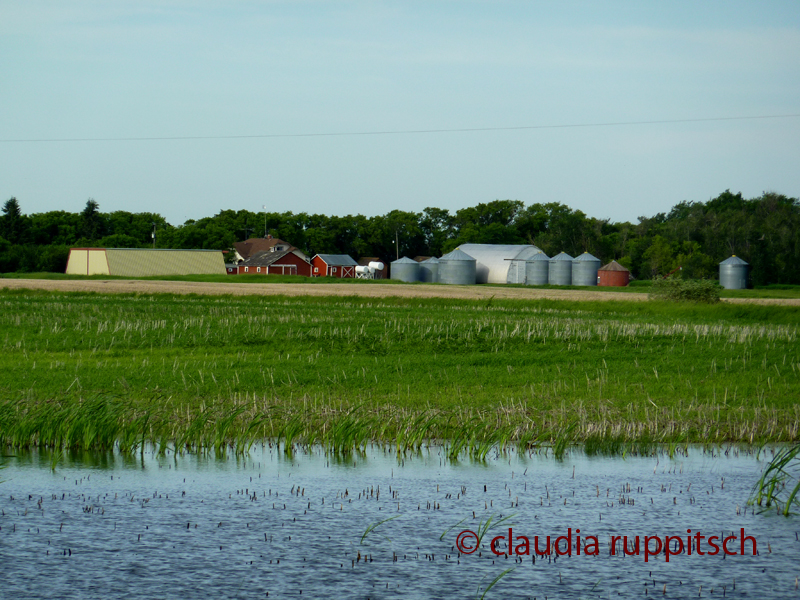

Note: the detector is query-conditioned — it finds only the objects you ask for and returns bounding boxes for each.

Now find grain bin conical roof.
[599,260,629,272]
[719,255,749,265]
[440,248,475,261]
[550,252,574,261]
[574,252,600,262]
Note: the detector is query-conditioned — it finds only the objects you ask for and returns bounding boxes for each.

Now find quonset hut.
[65,248,225,276]
[438,249,476,285]
[719,256,749,289]
[390,257,420,282]
[456,244,543,284]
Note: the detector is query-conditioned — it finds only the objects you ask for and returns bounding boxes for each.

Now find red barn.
[311,254,358,278]
[238,249,312,276]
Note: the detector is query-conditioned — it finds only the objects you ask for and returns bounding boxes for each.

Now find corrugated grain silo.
[719,255,749,289]
[390,257,421,282]
[419,257,439,283]
[572,252,601,286]
[438,249,477,285]
[525,252,550,285]
[548,252,574,285]
[597,260,630,287]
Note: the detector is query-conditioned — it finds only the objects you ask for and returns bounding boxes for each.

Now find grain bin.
[548,252,574,285]
[438,249,477,285]
[572,252,601,286]
[419,257,439,283]
[719,255,749,289]
[525,252,550,285]
[598,260,630,287]
[390,257,421,282]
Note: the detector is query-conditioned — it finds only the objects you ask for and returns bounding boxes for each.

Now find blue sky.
[2,1,799,225]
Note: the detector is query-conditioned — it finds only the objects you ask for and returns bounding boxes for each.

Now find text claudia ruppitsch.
[455,528,757,563]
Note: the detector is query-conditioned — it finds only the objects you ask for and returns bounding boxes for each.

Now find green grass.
[0,289,798,454]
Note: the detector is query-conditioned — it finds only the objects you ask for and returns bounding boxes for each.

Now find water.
[1,446,798,599]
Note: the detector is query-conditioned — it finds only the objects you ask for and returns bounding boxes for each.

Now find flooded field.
[1,446,798,599]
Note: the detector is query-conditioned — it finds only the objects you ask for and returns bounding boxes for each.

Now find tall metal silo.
[438,249,477,285]
[572,252,601,286]
[719,255,749,289]
[419,257,439,283]
[525,252,550,285]
[548,252,574,285]
[390,257,421,282]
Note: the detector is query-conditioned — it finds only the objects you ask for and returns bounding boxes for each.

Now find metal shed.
[390,257,421,282]
[65,248,226,276]
[438,249,477,285]
[525,252,550,285]
[548,252,574,285]
[419,257,439,283]
[456,244,543,284]
[572,252,601,286]
[719,256,749,289]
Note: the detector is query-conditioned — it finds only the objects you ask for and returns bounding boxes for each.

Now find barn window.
[314,267,319,273]
[244,267,249,273]
[332,267,337,273]
[257,267,261,273]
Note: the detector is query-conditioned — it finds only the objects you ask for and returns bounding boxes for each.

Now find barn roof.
[241,248,307,267]
[314,254,358,266]
[234,237,298,260]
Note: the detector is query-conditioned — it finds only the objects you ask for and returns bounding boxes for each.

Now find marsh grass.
[748,444,800,515]
[0,290,798,454]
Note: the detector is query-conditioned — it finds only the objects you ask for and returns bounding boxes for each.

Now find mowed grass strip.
[0,289,798,453]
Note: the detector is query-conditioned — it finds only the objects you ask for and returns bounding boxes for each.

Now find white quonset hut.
[438,249,477,285]
[65,248,226,276]
[456,244,543,284]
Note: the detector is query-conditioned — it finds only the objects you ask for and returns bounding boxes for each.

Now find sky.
[1,1,799,226]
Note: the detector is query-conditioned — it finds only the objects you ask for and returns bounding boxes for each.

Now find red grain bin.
[598,260,630,287]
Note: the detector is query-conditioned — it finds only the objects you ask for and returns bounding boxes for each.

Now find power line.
[1,113,799,143]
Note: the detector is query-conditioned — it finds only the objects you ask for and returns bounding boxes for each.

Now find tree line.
[1,190,798,285]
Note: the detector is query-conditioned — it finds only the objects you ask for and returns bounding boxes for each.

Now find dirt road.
[2,278,798,304]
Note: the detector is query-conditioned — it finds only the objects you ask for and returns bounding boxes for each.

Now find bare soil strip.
[2,278,798,304]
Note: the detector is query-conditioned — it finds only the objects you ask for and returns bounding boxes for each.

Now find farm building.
[311,254,358,278]
[719,256,749,289]
[598,260,630,287]
[65,248,225,276]
[456,244,543,284]
[233,236,309,264]
[237,248,312,276]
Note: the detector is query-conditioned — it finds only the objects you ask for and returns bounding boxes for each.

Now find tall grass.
[0,290,798,454]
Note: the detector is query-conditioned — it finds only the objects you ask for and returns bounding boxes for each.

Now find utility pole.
[262,205,267,238]
[394,229,399,260]
[152,222,156,249]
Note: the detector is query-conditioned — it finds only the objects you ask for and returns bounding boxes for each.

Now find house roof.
[314,254,358,266]
[241,248,307,268]
[234,237,297,260]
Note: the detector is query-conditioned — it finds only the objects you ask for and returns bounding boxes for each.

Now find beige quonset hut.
[65,248,226,276]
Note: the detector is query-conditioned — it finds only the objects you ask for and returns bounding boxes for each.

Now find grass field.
[0,288,798,455]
